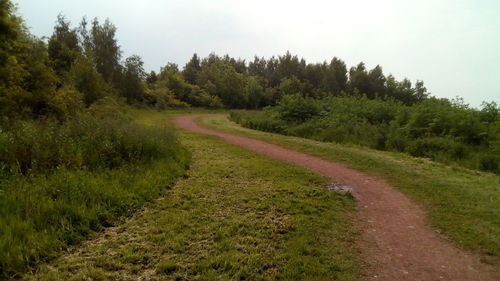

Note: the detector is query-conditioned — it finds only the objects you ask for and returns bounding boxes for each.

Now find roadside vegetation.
[230,95,499,173]
[26,110,359,281]
[0,105,190,279]
[200,114,500,265]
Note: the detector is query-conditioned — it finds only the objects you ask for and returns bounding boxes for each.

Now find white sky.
[13,0,500,107]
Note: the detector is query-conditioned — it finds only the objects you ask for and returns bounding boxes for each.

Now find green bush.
[276,94,321,123]
[479,153,500,173]
[231,95,499,173]
[230,110,285,134]
[406,137,467,162]
[144,87,189,109]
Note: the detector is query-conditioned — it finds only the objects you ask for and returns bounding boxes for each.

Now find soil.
[173,114,495,281]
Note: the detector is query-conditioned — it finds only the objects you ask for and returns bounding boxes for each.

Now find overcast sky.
[13,0,500,107]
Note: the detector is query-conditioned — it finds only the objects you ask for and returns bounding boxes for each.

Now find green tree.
[48,14,80,77]
[305,63,324,90]
[279,76,304,97]
[119,55,145,103]
[146,70,158,85]
[480,101,499,123]
[349,63,386,99]
[276,51,306,80]
[182,53,201,84]
[0,0,19,69]
[245,76,265,108]
[197,60,247,108]
[85,18,121,84]
[248,56,267,77]
[348,62,370,96]
[323,57,347,94]
[223,54,246,74]
[0,2,58,117]
[66,55,109,105]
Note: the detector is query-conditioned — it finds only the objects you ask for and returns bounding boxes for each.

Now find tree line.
[177,52,429,108]
[1,1,434,120]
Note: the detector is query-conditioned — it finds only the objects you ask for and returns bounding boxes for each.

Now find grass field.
[199,113,500,265]
[24,110,360,281]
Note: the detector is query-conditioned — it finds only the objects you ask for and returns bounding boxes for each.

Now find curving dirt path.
[173,114,493,281]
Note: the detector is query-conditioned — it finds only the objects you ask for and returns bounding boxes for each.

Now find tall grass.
[0,112,190,279]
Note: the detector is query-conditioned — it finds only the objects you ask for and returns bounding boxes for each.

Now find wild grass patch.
[0,110,190,279]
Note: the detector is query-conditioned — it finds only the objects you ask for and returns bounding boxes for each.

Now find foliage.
[182,53,201,84]
[275,94,321,122]
[47,15,80,76]
[47,88,85,120]
[118,55,146,104]
[144,87,189,109]
[64,55,109,105]
[197,59,248,108]
[231,96,500,173]
[0,8,58,118]
[81,18,121,84]
[154,65,222,108]
[181,51,430,108]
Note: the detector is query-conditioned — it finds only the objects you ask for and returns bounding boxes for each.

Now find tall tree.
[413,80,428,103]
[368,65,386,98]
[66,56,108,105]
[183,53,201,84]
[305,63,324,90]
[276,51,306,81]
[119,55,145,103]
[223,55,246,74]
[0,0,19,69]
[323,57,347,94]
[248,56,266,77]
[87,18,121,84]
[245,76,265,109]
[48,15,80,76]
[348,62,371,96]
[197,60,247,108]
[0,0,57,117]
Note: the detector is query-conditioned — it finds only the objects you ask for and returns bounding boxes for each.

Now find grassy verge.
[199,113,500,265]
[0,110,190,279]
[25,110,359,281]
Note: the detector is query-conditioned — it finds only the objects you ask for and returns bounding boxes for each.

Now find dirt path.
[173,114,493,281]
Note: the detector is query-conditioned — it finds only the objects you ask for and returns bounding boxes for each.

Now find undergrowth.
[0,108,190,279]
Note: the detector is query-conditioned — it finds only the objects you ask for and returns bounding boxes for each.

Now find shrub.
[385,129,409,152]
[188,88,224,108]
[479,153,500,173]
[230,110,285,134]
[144,87,189,109]
[275,94,321,123]
[231,95,499,173]
[48,88,85,120]
[405,137,468,163]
